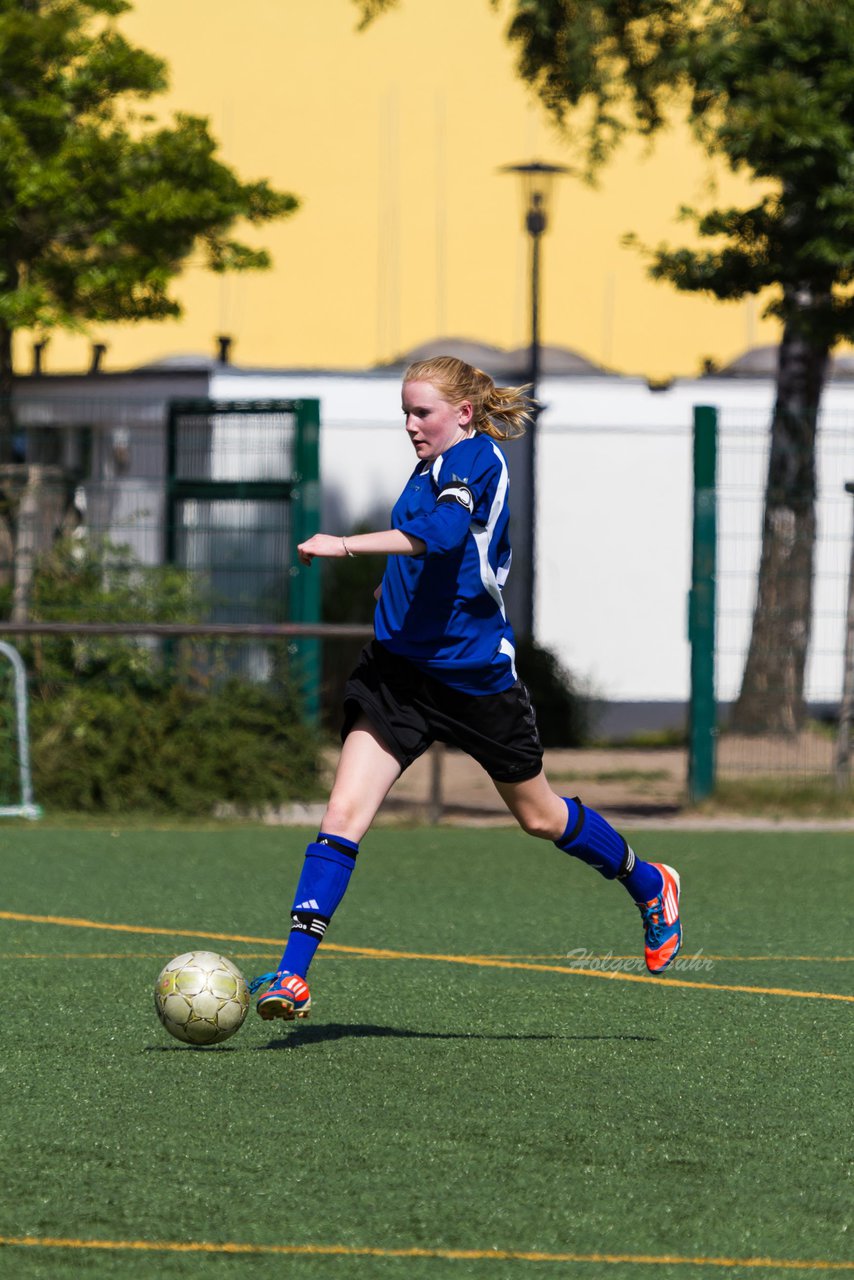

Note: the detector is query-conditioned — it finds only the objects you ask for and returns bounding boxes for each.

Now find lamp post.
[500,160,570,641]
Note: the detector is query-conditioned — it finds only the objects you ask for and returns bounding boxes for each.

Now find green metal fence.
[688,406,717,803]
[165,398,322,716]
[4,386,854,814]
[0,395,328,813]
[714,402,854,786]
[0,393,320,645]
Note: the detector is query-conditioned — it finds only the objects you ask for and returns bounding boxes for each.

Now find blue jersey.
[373,433,518,695]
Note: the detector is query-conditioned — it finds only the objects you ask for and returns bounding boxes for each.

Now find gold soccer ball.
[154,951,250,1046]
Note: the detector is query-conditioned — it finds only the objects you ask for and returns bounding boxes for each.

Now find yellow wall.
[34,0,783,380]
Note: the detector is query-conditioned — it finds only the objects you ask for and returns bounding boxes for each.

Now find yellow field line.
[1,911,852,1003]
[0,952,282,961]
[1,946,851,965]
[0,1235,851,1270]
[0,910,285,947]
[342,946,854,1002]
[487,954,854,963]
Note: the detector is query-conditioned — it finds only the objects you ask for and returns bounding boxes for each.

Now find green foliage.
[23,534,203,692]
[0,0,298,408]
[501,0,687,167]
[514,636,591,748]
[353,0,398,30]
[495,0,854,347]
[352,0,854,733]
[358,0,854,343]
[602,726,688,749]
[0,660,18,801]
[703,776,854,818]
[321,525,380,629]
[318,523,378,730]
[1,535,323,814]
[29,677,323,814]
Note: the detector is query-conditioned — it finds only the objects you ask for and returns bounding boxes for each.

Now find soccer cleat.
[637,863,682,974]
[255,970,312,1021]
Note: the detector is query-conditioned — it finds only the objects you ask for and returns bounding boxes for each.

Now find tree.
[358,0,854,734]
[0,0,298,614]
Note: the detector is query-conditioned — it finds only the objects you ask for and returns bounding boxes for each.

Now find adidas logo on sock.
[296,898,320,910]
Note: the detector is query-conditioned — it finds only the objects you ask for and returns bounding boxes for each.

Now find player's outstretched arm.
[297,530,425,565]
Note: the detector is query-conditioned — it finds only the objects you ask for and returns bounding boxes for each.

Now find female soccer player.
[255,356,682,1020]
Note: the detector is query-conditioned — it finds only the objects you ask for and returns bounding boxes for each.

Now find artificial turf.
[0,825,851,1279]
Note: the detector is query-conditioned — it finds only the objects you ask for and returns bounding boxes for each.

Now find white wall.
[211,368,854,705]
[536,379,693,701]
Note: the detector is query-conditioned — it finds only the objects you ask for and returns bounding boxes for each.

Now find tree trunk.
[834,499,854,786]
[730,307,830,735]
[10,464,45,622]
[0,317,14,465]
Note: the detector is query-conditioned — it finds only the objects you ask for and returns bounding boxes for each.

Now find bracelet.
[341,537,356,558]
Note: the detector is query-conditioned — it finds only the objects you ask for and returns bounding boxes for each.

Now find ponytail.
[403,356,533,440]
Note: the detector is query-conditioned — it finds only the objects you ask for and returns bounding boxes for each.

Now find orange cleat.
[255,970,312,1021]
[637,864,682,974]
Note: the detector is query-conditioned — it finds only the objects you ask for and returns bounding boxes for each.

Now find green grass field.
[0,824,852,1279]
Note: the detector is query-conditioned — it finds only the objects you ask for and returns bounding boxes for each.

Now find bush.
[4,535,324,814]
[514,638,591,748]
[30,677,323,815]
[319,526,378,731]
[0,662,21,802]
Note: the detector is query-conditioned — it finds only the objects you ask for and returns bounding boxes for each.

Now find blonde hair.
[403,356,532,440]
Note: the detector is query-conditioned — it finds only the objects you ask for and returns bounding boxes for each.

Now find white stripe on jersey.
[499,636,517,680]
[496,549,512,587]
[470,441,510,619]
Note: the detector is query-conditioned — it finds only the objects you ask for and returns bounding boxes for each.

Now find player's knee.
[515,807,559,840]
[321,795,364,841]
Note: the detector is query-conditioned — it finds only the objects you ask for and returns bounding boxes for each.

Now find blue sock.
[278,831,358,977]
[555,798,663,903]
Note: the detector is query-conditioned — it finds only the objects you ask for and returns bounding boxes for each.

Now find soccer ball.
[154,951,250,1046]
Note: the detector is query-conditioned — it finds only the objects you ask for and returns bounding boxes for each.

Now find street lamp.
[500,159,570,641]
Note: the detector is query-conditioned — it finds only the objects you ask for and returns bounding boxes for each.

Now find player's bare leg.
[256,716,402,1021]
[494,769,682,974]
[493,768,567,839]
[321,715,403,842]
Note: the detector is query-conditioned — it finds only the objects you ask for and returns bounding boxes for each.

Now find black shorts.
[341,640,544,784]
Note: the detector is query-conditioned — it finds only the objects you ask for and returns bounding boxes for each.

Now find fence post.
[291,399,322,724]
[688,406,717,803]
[0,640,42,819]
[427,743,445,825]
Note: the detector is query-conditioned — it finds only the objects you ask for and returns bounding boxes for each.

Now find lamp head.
[499,160,572,235]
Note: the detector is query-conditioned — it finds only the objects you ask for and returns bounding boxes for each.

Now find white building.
[16,339,854,727]
[207,341,854,718]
